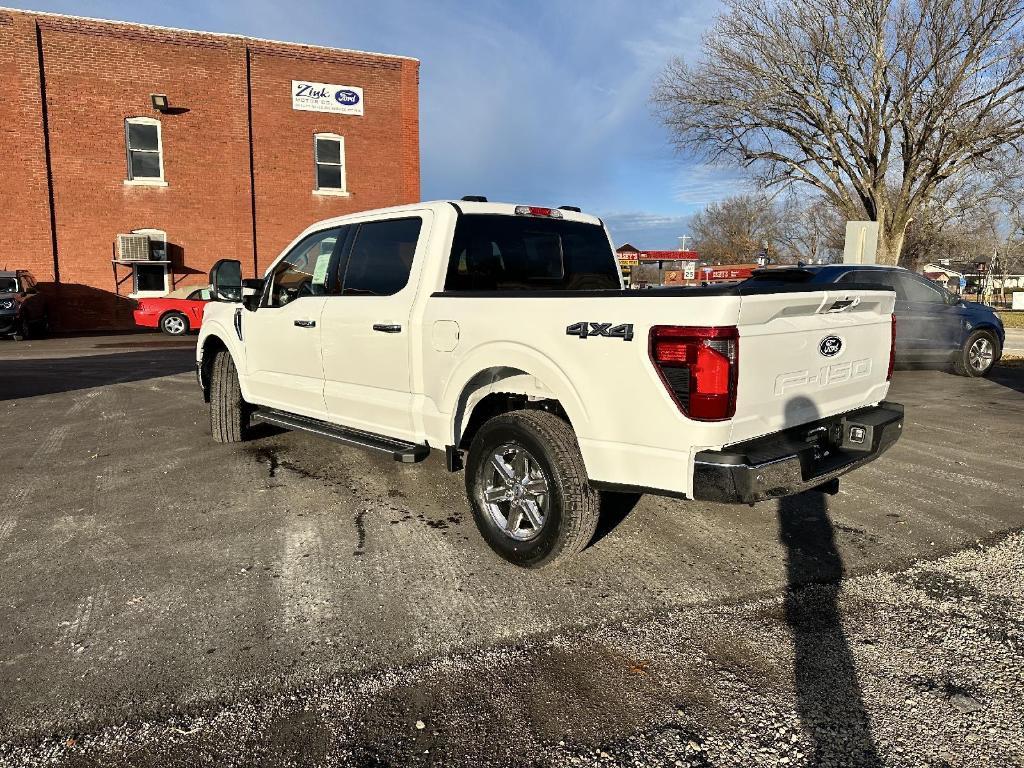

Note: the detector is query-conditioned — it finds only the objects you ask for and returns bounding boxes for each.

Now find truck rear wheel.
[465,410,599,568]
[210,350,250,443]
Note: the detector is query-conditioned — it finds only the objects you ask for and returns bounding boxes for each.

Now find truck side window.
[340,217,422,296]
[897,273,945,303]
[265,228,341,307]
[445,215,619,292]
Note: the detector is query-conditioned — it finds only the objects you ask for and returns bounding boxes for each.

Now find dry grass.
[997,311,1024,329]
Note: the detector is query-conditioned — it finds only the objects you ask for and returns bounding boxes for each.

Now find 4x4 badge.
[566,322,634,341]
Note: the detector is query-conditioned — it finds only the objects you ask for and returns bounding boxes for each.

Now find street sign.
[684,262,696,280]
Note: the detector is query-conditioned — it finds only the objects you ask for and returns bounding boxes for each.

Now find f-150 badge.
[566,322,634,341]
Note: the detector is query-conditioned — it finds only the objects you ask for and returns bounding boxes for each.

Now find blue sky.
[16,0,751,248]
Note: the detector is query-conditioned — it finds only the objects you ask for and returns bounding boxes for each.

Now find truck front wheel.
[465,410,600,568]
[209,350,250,443]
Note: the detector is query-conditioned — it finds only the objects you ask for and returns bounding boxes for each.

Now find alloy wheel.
[481,442,550,541]
[163,316,186,335]
[968,337,994,373]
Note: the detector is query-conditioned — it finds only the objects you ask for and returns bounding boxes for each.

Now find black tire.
[11,318,29,341]
[465,409,599,568]
[160,311,190,336]
[210,350,250,443]
[953,329,1000,377]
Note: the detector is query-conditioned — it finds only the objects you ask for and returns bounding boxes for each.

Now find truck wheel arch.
[450,366,589,456]
[200,334,230,402]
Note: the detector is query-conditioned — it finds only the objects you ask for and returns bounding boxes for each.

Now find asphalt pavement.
[0,334,1022,767]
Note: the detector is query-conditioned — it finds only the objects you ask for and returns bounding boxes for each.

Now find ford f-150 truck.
[197,199,904,567]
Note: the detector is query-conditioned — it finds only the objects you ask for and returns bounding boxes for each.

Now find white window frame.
[124,117,167,187]
[313,133,348,196]
[129,228,170,298]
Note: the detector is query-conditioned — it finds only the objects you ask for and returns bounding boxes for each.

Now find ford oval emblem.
[335,89,360,105]
[819,335,843,357]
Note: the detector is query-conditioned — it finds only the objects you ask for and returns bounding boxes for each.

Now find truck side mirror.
[241,278,264,311]
[209,259,242,302]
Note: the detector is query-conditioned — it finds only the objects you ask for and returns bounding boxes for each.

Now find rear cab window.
[444,214,620,292]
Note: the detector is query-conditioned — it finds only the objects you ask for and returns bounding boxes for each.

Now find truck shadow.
[591,492,643,546]
[0,349,195,401]
[779,396,881,766]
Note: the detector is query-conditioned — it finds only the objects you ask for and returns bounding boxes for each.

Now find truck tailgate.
[728,289,894,445]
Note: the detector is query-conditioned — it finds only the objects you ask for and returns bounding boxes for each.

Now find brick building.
[615,243,700,287]
[0,9,419,329]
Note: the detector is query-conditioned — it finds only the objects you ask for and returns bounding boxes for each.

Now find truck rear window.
[444,214,620,292]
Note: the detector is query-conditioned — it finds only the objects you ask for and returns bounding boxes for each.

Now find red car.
[133,285,212,335]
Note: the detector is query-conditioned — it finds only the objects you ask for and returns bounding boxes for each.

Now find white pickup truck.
[197,199,904,567]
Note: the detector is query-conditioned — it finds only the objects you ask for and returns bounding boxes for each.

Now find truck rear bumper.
[692,402,904,504]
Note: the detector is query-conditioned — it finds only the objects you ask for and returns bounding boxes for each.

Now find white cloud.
[601,210,694,249]
[671,163,753,206]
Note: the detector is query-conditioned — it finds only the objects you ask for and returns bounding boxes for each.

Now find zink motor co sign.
[291,81,364,116]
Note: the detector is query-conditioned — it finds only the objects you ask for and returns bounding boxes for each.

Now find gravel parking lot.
[1,334,1022,767]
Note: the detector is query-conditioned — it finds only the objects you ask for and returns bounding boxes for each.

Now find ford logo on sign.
[819,335,843,357]
[335,89,360,105]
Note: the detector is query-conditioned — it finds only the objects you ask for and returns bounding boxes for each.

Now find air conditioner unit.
[117,233,151,261]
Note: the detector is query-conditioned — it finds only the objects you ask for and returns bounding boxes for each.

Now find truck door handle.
[373,323,402,333]
[294,319,316,328]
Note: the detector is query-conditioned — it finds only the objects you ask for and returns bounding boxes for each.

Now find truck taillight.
[887,313,896,381]
[650,325,739,421]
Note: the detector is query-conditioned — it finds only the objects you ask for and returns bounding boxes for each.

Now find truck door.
[892,272,963,360]
[243,227,342,417]
[320,213,429,442]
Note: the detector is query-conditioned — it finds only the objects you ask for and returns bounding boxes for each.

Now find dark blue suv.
[748,264,1005,377]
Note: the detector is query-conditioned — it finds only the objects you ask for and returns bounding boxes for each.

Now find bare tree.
[900,172,1002,267]
[690,192,845,264]
[690,193,786,263]
[654,0,1024,265]
[780,195,847,263]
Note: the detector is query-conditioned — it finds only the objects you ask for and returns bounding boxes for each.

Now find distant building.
[0,9,420,329]
[615,243,700,287]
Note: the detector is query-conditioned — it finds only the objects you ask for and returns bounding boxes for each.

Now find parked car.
[0,269,48,340]
[746,264,1004,377]
[133,285,212,335]
[197,199,903,568]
